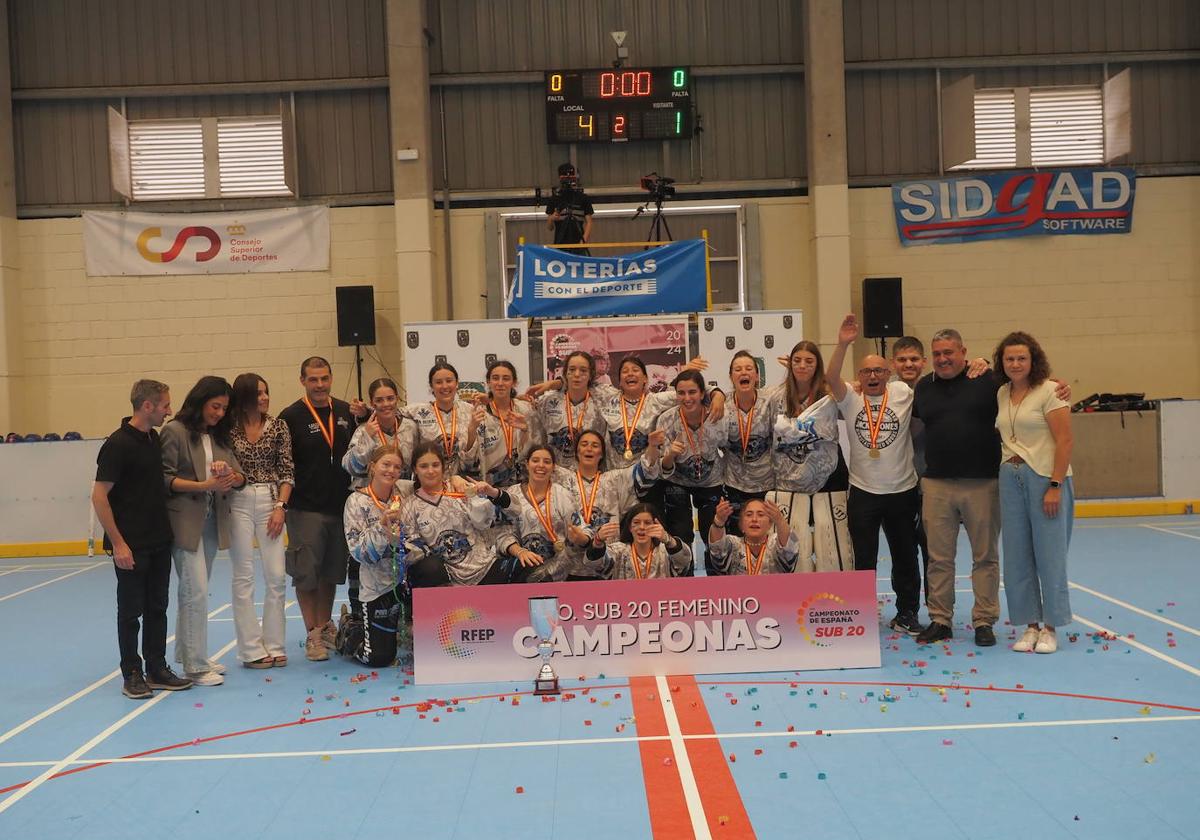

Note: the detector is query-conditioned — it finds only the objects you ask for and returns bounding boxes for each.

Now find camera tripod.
[633,191,673,243]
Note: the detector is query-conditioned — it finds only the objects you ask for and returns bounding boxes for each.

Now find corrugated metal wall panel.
[293,89,392,196]
[126,95,283,120]
[696,75,805,182]
[438,84,555,190]
[1130,62,1199,165]
[846,70,938,178]
[432,0,802,74]
[14,100,116,206]
[9,0,388,89]
[844,0,1197,61]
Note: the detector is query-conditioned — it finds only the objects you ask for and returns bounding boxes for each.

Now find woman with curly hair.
[993,331,1073,655]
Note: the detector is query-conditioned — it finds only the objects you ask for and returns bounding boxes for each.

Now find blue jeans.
[999,462,1074,627]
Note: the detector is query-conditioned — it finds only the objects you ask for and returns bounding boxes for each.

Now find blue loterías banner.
[892,167,1136,246]
[507,239,708,318]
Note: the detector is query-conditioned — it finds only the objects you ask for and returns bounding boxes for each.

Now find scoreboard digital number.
[545,67,693,144]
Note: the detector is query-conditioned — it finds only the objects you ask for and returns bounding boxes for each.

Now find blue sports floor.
[1,515,1198,839]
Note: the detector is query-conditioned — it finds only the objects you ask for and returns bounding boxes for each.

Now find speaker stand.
[354,344,364,401]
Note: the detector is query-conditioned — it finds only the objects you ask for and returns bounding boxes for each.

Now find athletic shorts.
[285,510,349,591]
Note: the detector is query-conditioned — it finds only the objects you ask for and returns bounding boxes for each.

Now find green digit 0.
[673,69,686,88]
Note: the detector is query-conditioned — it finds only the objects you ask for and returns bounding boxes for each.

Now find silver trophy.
[528,595,561,695]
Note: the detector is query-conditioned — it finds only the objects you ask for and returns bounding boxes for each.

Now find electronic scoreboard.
[544,67,693,144]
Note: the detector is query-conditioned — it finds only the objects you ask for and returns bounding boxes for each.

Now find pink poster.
[542,316,688,392]
[412,572,881,685]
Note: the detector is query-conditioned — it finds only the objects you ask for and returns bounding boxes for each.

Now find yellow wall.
[9,176,1197,436]
[847,176,1199,400]
[17,206,403,437]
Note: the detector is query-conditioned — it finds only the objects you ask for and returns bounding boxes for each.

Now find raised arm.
[825,313,858,403]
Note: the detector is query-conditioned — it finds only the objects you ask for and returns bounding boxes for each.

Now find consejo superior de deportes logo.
[136,225,229,263]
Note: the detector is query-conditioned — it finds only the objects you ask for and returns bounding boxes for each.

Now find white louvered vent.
[951,89,1016,170]
[129,120,206,200]
[217,117,291,197]
[1030,86,1105,166]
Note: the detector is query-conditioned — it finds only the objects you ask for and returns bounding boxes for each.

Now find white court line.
[0,603,233,750]
[1141,524,1200,542]
[0,565,29,577]
[2,713,1196,771]
[0,636,238,814]
[1073,614,1200,678]
[1070,581,1200,638]
[0,562,106,603]
[655,674,712,840]
[0,564,99,574]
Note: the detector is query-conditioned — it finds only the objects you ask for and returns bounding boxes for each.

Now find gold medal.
[619,394,647,463]
[869,448,881,459]
[554,539,566,553]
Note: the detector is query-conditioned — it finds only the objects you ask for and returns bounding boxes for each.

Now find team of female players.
[341,344,847,638]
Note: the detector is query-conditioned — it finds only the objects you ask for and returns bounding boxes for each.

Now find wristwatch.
[1048,480,1062,489]
[275,500,289,510]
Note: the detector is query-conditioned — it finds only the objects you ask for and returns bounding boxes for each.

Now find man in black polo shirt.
[914,331,1071,647]
[913,329,1004,647]
[93,380,193,699]
[279,356,355,662]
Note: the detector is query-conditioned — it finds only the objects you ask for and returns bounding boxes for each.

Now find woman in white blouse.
[994,332,1074,655]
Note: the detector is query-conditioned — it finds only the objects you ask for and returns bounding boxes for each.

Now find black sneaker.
[146,666,193,691]
[122,669,152,700]
[889,611,925,636]
[974,624,997,647]
[916,621,953,644]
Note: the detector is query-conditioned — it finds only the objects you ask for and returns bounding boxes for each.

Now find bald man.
[827,314,923,636]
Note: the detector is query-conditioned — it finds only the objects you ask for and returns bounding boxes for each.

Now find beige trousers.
[920,477,1000,628]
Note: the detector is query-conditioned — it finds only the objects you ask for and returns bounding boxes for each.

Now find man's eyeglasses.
[857,367,888,376]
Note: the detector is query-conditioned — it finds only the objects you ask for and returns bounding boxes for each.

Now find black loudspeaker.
[336,285,376,346]
[862,277,903,338]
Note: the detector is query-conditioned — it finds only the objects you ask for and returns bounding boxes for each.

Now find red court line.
[629,676,695,839]
[668,675,755,838]
[695,680,1200,714]
[0,682,631,797]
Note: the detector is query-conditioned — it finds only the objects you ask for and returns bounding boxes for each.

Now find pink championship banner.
[412,572,881,685]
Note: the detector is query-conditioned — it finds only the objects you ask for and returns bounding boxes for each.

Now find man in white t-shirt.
[827,314,924,636]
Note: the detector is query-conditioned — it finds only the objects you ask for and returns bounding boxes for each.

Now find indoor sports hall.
[1,2,1197,839]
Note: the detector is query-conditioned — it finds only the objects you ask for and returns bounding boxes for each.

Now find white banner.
[83,206,330,276]
[402,320,531,403]
[696,310,804,392]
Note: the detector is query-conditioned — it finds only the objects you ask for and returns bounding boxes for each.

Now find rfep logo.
[436,606,495,659]
[136,226,222,263]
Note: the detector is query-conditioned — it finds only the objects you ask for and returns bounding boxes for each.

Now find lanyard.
[491,399,515,458]
[432,401,457,457]
[575,470,600,523]
[862,389,890,452]
[523,484,558,543]
[303,396,336,464]
[366,483,396,510]
[736,395,757,459]
[564,391,590,444]
[375,416,400,449]
[630,544,654,579]
[679,407,703,459]
[619,394,646,459]
[744,541,768,575]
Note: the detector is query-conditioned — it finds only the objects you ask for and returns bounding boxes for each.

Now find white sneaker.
[1012,627,1040,652]
[205,662,227,675]
[1034,628,1058,654]
[187,670,225,686]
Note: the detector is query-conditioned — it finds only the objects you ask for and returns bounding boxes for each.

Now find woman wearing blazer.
[160,376,246,686]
